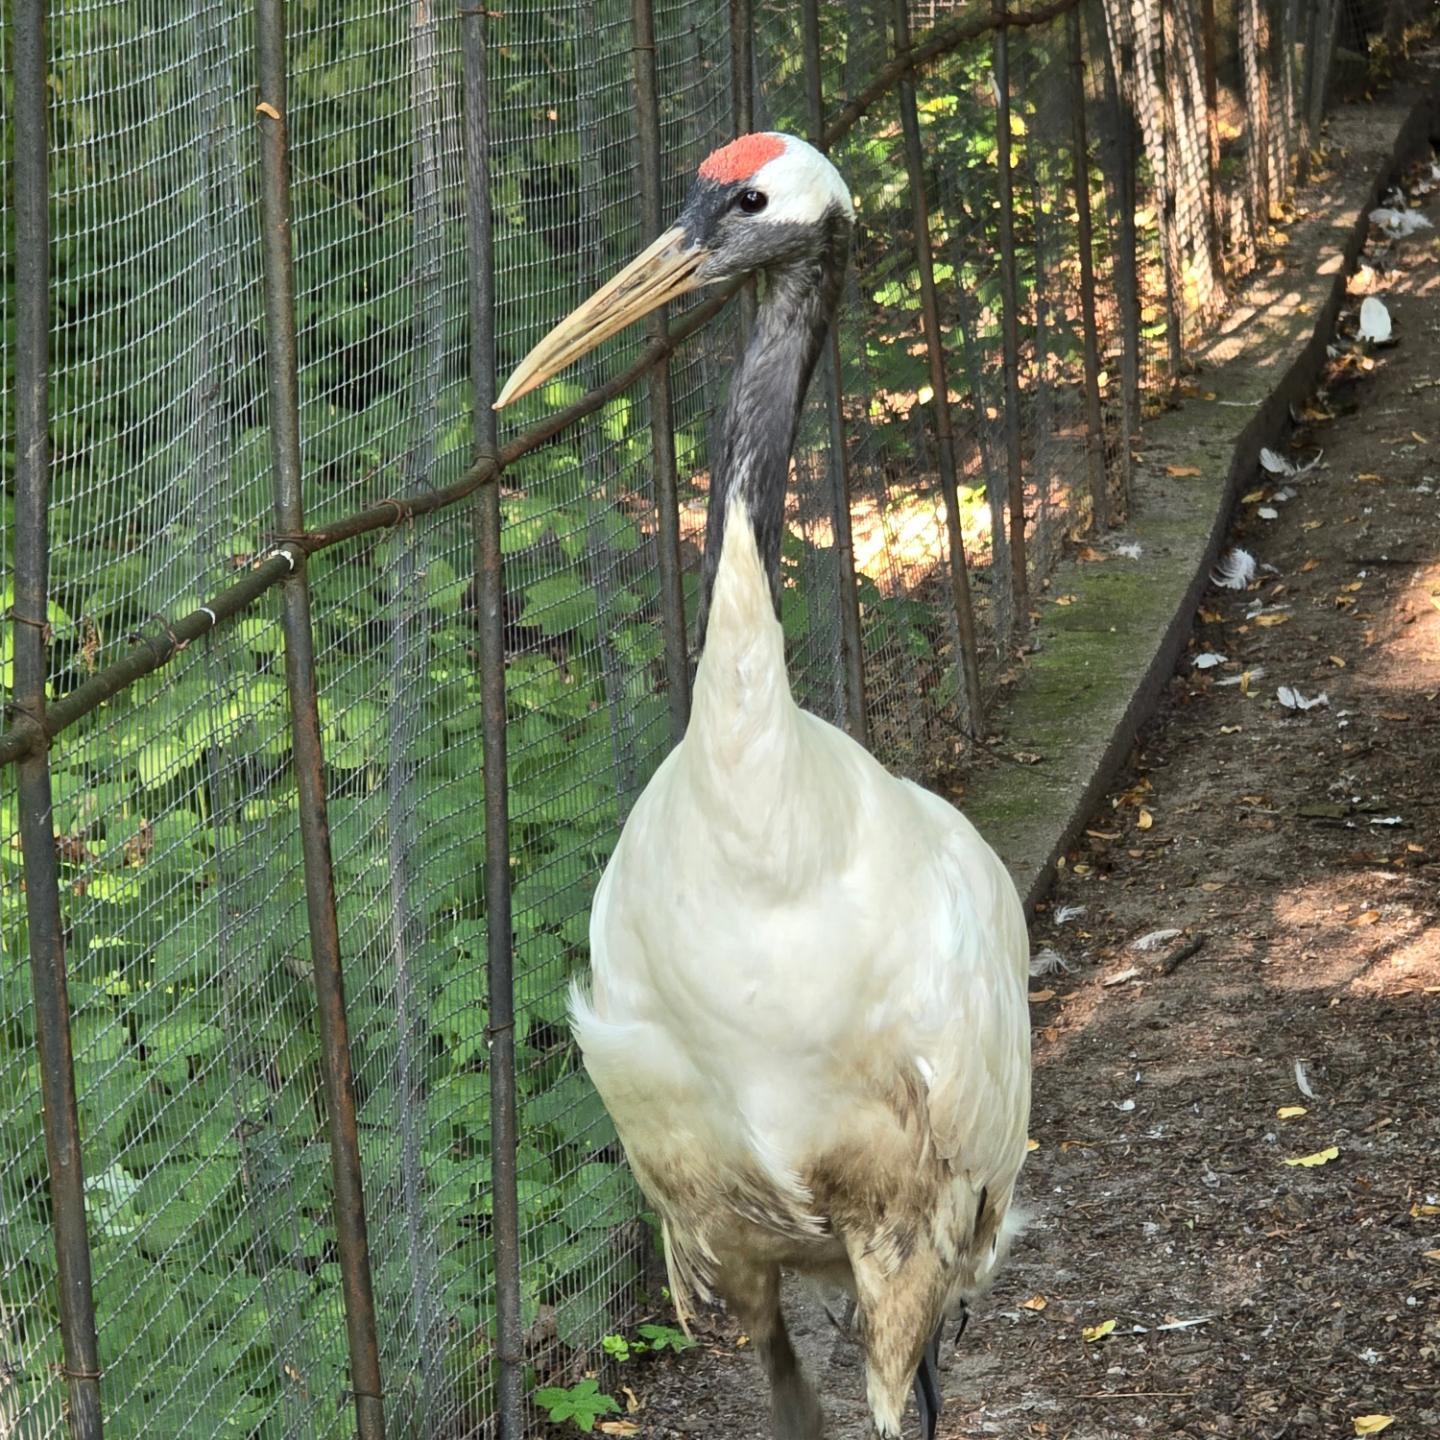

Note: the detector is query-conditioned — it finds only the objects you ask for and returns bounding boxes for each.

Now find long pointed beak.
[494,225,708,409]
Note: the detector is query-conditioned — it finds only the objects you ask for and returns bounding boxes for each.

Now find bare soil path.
[596,153,1440,1440]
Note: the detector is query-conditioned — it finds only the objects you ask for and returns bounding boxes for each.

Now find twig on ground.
[1159,933,1208,976]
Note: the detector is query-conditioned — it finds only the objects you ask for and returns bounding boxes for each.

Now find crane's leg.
[717,1260,824,1440]
[911,1320,943,1440]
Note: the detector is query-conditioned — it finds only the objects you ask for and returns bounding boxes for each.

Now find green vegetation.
[0,4,1114,1435]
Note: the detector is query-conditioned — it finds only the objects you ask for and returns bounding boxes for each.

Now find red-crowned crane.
[496,132,1031,1440]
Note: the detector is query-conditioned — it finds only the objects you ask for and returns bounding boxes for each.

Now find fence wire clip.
[4,607,52,645]
[258,543,299,573]
[149,613,188,657]
[51,1362,103,1382]
[485,1018,516,1046]
[375,496,415,528]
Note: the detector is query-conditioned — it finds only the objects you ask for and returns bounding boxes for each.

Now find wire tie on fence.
[5,607,52,645]
[258,543,299,572]
[52,1363,103,1382]
[375,496,415,528]
[485,1018,516,1044]
[150,613,188,656]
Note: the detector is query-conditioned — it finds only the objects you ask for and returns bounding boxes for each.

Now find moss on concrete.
[959,85,1440,913]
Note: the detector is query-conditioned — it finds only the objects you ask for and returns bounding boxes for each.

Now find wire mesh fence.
[0,0,1418,1434]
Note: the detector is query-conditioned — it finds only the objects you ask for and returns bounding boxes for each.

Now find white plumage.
[575,504,1030,1438]
[499,133,1032,1440]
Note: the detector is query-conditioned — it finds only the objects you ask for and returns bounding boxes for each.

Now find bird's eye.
[735,189,768,215]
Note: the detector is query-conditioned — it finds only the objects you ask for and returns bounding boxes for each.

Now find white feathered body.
[572,502,1031,1325]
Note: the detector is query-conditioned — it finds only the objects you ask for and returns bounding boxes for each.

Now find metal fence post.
[253,5,387,1437]
[11,11,105,1434]
[631,0,692,744]
[1095,1,1138,515]
[1200,0,1224,269]
[1155,1,1184,377]
[1240,0,1272,247]
[895,0,985,732]
[801,0,870,745]
[459,8,525,1438]
[1067,5,1108,532]
[730,0,757,340]
[993,2,1029,629]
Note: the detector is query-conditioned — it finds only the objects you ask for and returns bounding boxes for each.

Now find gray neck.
[697,220,850,642]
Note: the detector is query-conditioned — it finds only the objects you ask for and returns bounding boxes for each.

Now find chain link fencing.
[0,0,1418,1434]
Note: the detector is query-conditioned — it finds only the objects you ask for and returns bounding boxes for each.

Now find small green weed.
[533,1377,622,1433]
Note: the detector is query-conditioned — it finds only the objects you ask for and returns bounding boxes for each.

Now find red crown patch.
[698,133,786,184]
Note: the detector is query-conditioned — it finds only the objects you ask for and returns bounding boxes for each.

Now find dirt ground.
[594,155,1440,1439]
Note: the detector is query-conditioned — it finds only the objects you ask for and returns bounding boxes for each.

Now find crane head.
[494,132,853,409]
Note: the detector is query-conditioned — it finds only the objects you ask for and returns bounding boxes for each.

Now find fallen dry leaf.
[1277,1105,1308,1119]
[1256,613,1291,627]
[1242,488,1267,503]
[1423,1249,1440,1262]
[1082,1319,1117,1342]
[1166,464,1202,477]
[599,1424,641,1437]
[1301,557,1321,572]
[1284,1146,1340,1167]
[1220,724,1242,734]
[1026,1138,1040,1152]
[1347,910,1381,927]
[1411,1202,1440,1218]
[1352,1418,1394,1436]
[1137,809,1154,831]
[1029,988,1056,1003]
[1020,1294,1048,1311]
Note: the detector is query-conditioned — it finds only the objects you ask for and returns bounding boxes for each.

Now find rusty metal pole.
[993,1,1029,628]
[459,7,525,1438]
[894,0,985,732]
[1067,6,1109,532]
[731,0,757,340]
[1155,1,1184,379]
[11,5,104,1434]
[1200,0,1224,271]
[1239,0,1272,248]
[254,5,386,1437]
[802,0,869,744]
[1095,2,1138,516]
[631,0,692,744]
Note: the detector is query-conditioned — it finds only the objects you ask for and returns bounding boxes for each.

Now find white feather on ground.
[1357,296,1393,344]
[1132,928,1182,952]
[1277,686,1328,711]
[1369,206,1433,236]
[1029,947,1074,977]
[1210,547,1258,590]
